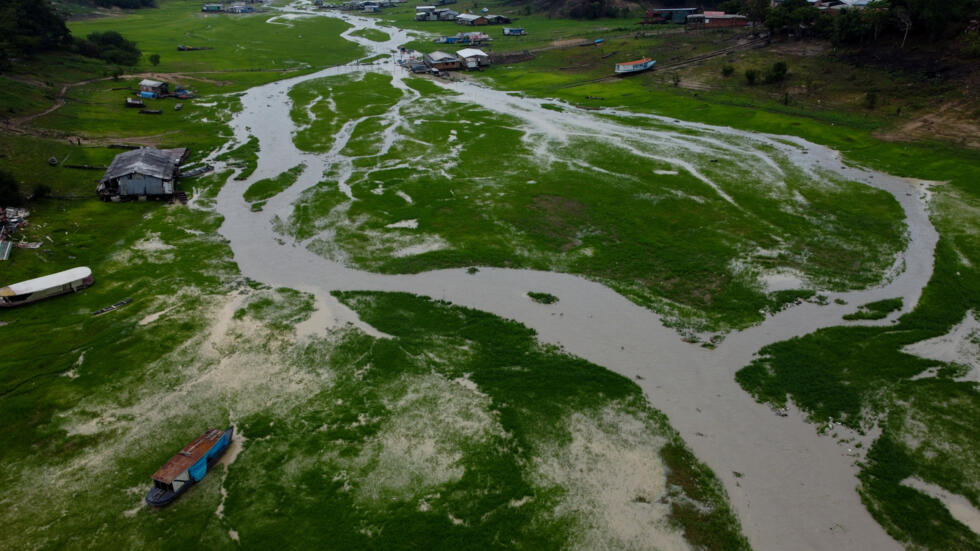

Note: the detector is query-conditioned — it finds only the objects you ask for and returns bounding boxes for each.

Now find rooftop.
[152,428,226,483]
[100,147,187,184]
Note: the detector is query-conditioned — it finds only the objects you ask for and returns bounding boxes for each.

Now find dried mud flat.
[204,6,947,550]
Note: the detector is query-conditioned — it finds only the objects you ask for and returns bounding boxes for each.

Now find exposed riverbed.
[212,7,939,550]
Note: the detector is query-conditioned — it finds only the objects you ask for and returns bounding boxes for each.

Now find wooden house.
[423,51,461,70]
[138,79,169,99]
[97,147,188,200]
[456,13,488,25]
[456,47,490,69]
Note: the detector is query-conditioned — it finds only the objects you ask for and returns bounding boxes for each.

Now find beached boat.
[614,57,656,75]
[0,267,94,307]
[145,427,234,507]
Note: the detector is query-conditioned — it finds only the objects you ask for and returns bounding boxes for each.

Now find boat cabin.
[0,267,94,307]
[147,427,233,506]
[615,58,656,74]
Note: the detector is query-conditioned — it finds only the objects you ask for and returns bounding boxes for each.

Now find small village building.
[138,79,169,99]
[456,13,488,25]
[226,3,254,13]
[436,8,459,20]
[456,47,490,69]
[687,13,749,28]
[502,27,525,35]
[97,147,188,200]
[201,3,223,11]
[423,51,461,70]
[415,5,437,19]
[645,8,698,24]
[485,14,510,24]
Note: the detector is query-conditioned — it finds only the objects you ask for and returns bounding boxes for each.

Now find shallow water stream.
[212,7,940,550]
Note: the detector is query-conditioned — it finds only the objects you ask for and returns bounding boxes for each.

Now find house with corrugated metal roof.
[456,47,490,69]
[456,13,488,25]
[97,147,188,200]
[423,50,461,70]
[139,79,169,99]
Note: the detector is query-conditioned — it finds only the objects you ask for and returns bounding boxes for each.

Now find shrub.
[721,64,735,77]
[744,69,759,85]
[863,91,878,110]
[77,31,141,66]
[763,61,788,83]
[0,170,23,206]
[31,184,52,200]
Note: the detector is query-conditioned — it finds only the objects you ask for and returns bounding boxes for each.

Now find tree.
[865,0,891,41]
[764,61,788,83]
[719,0,744,15]
[745,0,769,22]
[745,69,759,85]
[81,31,142,65]
[31,184,52,200]
[0,0,71,56]
[149,53,160,66]
[0,170,23,207]
[895,7,912,48]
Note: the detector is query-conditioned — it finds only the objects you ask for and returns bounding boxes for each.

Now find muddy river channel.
[211,7,939,550]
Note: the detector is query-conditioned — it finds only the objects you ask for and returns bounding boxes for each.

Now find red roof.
[152,428,225,483]
[617,57,652,66]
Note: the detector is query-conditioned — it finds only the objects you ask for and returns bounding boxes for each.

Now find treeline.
[721,0,979,45]
[0,0,141,68]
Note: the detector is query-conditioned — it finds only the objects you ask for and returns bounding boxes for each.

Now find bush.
[763,61,788,83]
[721,64,735,77]
[744,68,759,85]
[863,91,878,110]
[148,53,160,66]
[76,31,141,66]
[31,184,52,200]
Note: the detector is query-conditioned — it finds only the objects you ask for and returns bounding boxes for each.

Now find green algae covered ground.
[279,71,905,332]
[0,187,746,549]
[1,0,978,548]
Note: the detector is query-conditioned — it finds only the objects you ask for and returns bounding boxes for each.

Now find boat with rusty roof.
[145,427,234,506]
[614,57,656,75]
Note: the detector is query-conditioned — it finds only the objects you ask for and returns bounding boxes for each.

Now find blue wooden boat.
[145,427,233,506]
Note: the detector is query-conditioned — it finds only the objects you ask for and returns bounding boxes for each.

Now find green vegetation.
[528,291,559,304]
[842,297,903,320]
[243,163,305,203]
[282,70,905,331]
[69,1,364,74]
[216,136,260,180]
[289,72,402,154]
[349,27,390,42]
[76,30,142,66]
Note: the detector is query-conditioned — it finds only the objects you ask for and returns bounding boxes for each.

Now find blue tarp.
[140,91,156,99]
[187,431,230,482]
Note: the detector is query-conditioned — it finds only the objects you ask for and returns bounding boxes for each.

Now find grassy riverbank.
[0,1,977,548]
